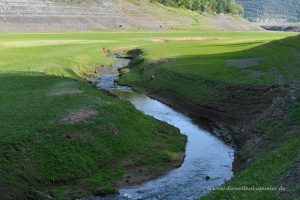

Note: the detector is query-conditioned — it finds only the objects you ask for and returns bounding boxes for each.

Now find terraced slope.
[0,0,261,31]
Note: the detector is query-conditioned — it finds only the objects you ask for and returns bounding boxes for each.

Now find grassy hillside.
[237,0,300,23]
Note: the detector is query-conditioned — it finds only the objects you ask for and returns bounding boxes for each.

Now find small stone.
[124,193,132,198]
[64,134,72,139]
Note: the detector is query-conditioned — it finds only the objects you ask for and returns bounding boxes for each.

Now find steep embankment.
[0,0,261,32]
[119,33,300,199]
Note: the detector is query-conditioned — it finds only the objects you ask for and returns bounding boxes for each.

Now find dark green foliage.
[237,0,300,22]
[150,0,243,14]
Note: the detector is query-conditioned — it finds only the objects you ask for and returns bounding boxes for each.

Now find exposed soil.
[138,82,289,172]
[150,37,222,43]
[150,85,282,140]
[117,152,185,188]
[61,107,98,124]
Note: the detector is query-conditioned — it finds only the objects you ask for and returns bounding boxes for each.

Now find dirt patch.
[61,107,98,124]
[226,57,265,68]
[150,37,222,43]
[148,59,168,65]
[118,151,185,187]
[50,88,83,96]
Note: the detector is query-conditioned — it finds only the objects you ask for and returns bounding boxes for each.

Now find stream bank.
[117,48,289,172]
[91,54,234,200]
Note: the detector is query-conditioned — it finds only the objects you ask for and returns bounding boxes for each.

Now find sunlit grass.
[0,30,298,199]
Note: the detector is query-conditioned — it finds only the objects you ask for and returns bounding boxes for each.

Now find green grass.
[202,135,300,200]
[119,32,299,101]
[117,31,300,199]
[0,30,299,199]
[0,32,196,199]
[0,72,186,199]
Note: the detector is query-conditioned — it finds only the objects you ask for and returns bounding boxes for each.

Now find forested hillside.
[150,0,243,14]
[237,0,300,23]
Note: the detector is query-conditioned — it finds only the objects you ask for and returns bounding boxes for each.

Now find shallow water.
[93,57,234,200]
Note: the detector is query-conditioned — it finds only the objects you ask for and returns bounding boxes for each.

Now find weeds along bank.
[0,31,299,199]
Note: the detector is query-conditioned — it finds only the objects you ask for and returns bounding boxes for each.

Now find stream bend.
[92,56,234,200]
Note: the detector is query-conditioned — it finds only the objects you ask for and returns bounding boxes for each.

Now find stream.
[91,55,234,200]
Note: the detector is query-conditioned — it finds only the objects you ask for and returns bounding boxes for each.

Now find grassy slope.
[0,32,190,199]
[120,32,299,100]
[1,31,299,199]
[118,32,300,199]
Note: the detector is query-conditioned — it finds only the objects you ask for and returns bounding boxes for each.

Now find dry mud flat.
[61,107,98,124]
[150,37,223,43]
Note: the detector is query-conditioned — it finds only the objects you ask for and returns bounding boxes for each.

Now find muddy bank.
[137,85,286,170]
[118,50,289,171]
[117,151,185,188]
[151,85,283,140]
